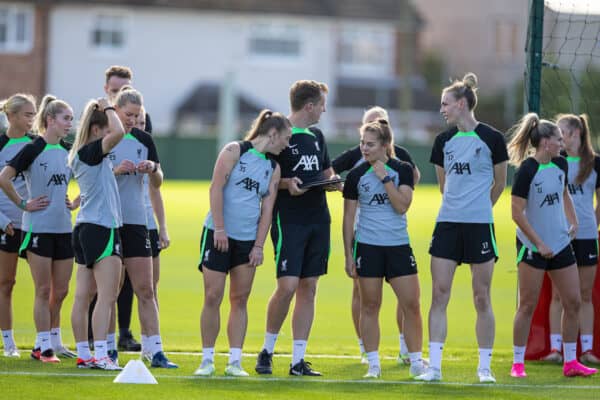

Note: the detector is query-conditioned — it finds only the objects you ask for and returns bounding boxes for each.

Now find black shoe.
[255,349,273,374]
[289,359,322,376]
[118,330,141,351]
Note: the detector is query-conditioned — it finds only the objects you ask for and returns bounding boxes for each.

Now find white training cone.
[113,360,158,384]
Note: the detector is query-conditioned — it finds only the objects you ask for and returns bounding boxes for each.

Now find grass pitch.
[2,181,598,399]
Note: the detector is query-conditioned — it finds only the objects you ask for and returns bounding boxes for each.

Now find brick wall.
[0,5,49,101]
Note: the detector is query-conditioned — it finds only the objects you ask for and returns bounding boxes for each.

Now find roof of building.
[29,0,423,26]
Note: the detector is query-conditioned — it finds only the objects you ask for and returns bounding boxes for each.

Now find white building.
[0,0,434,138]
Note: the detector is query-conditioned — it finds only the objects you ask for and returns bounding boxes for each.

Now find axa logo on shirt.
[449,162,471,175]
[568,183,584,195]
[368,192,390,205]
[236,177,260,194]
[292,155,319,171]
[47,173,68,186]
[540,192,560,207]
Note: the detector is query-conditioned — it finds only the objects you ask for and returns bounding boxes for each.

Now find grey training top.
[512,157,571,254]
[9,137,72,233]
[343,158,414,246]
[72,139,122,228]
[565,155,600,240]
[430,123,508,223]
[0,134,34,229]
[110,128,160,226]
[205,141,276,241]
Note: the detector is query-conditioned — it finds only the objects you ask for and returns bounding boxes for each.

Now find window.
[0,4,34,53]
[91,14,126,50]
[249,23,301,59]
[338,26,394,77]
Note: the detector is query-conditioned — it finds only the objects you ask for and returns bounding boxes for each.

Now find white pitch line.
[120,351,460,361]
[0,370,598,390]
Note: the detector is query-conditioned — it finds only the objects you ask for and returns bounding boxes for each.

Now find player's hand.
[4,223,14,237]
[214,229,229,252]
[324,174,342,192]
[26,195,49,212]
[249,245,264,267]
[345,258,357,278]
[288,177,307,196]
[66,195,80,210]
[371,160,387,180]
[136,160,156,174]
[537,242,553,259]
[114,159,136,175]
[159,228,170,250]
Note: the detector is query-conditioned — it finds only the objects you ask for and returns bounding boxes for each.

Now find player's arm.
[434,165,445,194]
[595,187,600,226]
[249,165,281,267]
[209,142,240,252]
[150,185,170,249]
[511,195,552,258]
[343,198,358,278]
[490,161,507,206]
[563,186,578,239]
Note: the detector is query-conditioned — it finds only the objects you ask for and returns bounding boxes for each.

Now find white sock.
[478,348,492,370]
[513,345,526,364]
[409,352,422,364]
[581,334,593,353]
[358,338,365,354]
[202,347,214,363]
[229,347,242,365]
[106,333,116,351]
[400,334,408,355]
[39,331,51,352]
[564,342,577,362]
[429,342,444,370]
[148,335,163,355]
[94,340,107,360]
[141,335,148,352]
[34,334,40,349]
[76,341,92,360]
[291,340,307,366]
[2,330,15,349]
[263,332,278,354]
[550,334,562,351]
[50,328,62,349]
[366,351,380,369]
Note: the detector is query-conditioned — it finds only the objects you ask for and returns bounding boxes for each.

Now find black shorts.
[271,221,329,279]
[516,238,576,271]
[119,224,151,258]
[354,242,417,279]
[429,222,498,265]
[19,232,73,260]
[198,227,254,273]
[149,229,161,258]
[571,239,598,267]
[73,224,122,268]
[0,228,22,253]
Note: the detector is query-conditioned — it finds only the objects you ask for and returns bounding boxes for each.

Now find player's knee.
[473,292,491,312]
[0,278,16,297]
